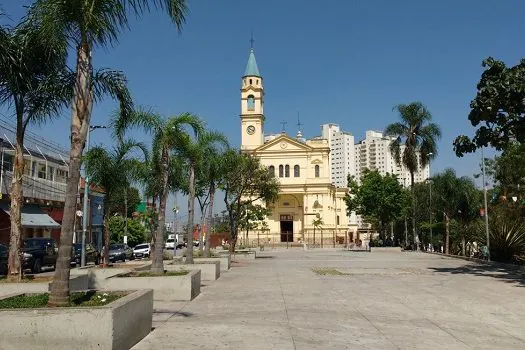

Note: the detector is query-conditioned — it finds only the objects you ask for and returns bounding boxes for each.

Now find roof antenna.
[249,31,255,50]
[296,112,304,140]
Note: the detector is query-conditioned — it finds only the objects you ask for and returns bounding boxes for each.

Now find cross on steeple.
[280,120,287,134]
[296,112,303,132]
[249,31,255,49]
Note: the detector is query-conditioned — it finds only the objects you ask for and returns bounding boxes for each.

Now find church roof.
[244,49,260,77]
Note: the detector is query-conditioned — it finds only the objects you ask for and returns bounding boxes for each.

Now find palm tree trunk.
[7,112,25,280]
[49,41,93,307]
[198,206,206,255]
[149,196,157,261]
[151,149,169,273]
[186,163,196,264]
[410,171,417,250]
[445,212,450,255]
[204,183,215,258]
[102,215,110,267]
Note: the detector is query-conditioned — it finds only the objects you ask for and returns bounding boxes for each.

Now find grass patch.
[312,268,349,276]
[0,291,125,309]
[124,270,189,277]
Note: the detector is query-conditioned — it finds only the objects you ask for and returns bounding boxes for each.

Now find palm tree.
[29,0,188,306]
[84,139,148,266]
[385,102,441,249]
[195,131,229,256]
[312,216,323,247]
[177,131,228,263]
[113,109,203,272]
[0,20,70,279]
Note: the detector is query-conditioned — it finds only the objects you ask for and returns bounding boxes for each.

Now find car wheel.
[32,258,42,274]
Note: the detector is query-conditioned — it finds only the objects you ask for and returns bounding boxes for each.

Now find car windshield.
[134,244,149,250]
[23,239,41,248]
[73,244,82,251]
[110,244,123,250]
[167,239,174,243]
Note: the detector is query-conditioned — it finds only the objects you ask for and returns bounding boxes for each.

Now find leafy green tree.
[238,203,272,246]
[221,151,279,252]
[385,102,441,248]
[84,139,148,266]
[113,109,203,272]
[0,19,70,279]
[107,186,141,217]
[312,216,323,246]
[345,170,406,240]
[454,58,525,155]
[30,0,188,306]
[431,169,480,254]
[109,216,147,247]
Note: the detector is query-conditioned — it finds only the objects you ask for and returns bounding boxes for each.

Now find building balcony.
[2,171,67,202]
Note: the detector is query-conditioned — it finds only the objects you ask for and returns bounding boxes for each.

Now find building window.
[249,79,253,85]
[285,165,290,177]
[315,165,320,178]
[279,165,284,178]
[337,215,340,225]
[247,95,255,111]
[269,165,275,177]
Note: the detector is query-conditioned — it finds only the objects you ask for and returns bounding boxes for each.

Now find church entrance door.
[280,215,293,243]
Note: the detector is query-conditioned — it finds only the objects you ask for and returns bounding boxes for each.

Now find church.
[239,47,357,246]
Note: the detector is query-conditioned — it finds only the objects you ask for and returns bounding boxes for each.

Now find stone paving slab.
[133,250,525,350]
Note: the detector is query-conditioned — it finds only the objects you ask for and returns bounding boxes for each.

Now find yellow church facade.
[239,48,357,246]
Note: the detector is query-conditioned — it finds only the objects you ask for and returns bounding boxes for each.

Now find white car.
[133,243,150,259]
[165,238,175,250]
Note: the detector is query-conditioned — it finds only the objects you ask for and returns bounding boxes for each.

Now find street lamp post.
[427,152,433,252]
[481,147,490,262]
[81,125,107,267]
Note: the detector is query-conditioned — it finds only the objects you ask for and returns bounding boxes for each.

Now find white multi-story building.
[354,130,429,187]
[320,124,355,188]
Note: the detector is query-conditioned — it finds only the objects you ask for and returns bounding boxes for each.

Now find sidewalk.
[133,249,525,349]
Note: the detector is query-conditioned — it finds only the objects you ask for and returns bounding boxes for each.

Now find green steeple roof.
[244,48,260,77]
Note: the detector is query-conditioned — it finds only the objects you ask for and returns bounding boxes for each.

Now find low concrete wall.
[0,275,89,297]
[0,289,153,350]
[102,270,201,301]
[370,247,402,252]
[231,252,256,260]
[166,262,220,281]
[194,256,231,272]
[85,268,133,289]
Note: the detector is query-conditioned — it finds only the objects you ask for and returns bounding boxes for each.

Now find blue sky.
[2,0,525,219]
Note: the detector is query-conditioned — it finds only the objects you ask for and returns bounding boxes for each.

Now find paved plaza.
[133,249,525,350]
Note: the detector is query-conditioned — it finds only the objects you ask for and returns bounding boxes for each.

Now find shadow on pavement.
[153,310,193,317]
[429,264,525,287]
[255,256,275,259]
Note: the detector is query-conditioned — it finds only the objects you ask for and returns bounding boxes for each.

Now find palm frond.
[92,68,133,118]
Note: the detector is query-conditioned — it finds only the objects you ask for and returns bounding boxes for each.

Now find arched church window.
[294,165,300,177]
[315,165,320,178]
[249,79,253,85]
[247,95,255,111]
[256,79,259,84]
[279,165,284,178]
[285,165,290,178]
[269,165,275,177]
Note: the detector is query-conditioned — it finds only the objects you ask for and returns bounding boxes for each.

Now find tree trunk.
[410,171,417,250]
[7,112,25,280]
[49,41,93,307]
[461,235,466,257]
[186,163,196,264]
[149,197,157,261]
[198,205,206,255]
[445,212,450,255]
[102,215,110,267]
[151,148,169,273]
[204,183,215,257]
[313,228,316,246]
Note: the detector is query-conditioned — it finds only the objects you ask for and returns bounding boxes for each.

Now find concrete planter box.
[166,262,220,281]
[231,251,256,260]
[0,289,153,350]
[370,247,402,252]
[102,270,201,301]
[194,256,231,272]
[0,274,89,297]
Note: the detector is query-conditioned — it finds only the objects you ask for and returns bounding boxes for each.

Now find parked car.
[133,243,150,259]
[165,238,175,250]
[22,237,58,273]
[176,241,186,250]
[107,244,133,262]
[0,244,7,275]
[70,243,100,266]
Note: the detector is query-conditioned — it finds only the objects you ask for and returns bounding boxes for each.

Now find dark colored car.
[71,243,100,266]
[108,244,133,262]
[22,238,58,273]
[0,244,7,275]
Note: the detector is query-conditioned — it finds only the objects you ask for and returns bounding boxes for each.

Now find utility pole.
[481,147,491,262]
[81,125,106,266]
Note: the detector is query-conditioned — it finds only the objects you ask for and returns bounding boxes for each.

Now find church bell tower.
[240,42,264,151]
